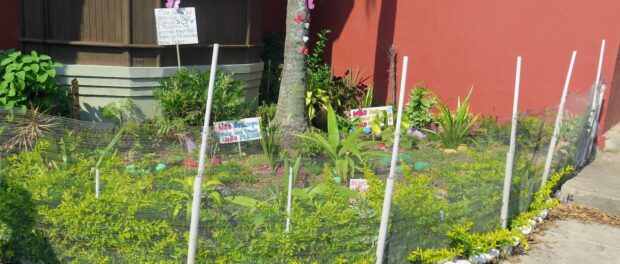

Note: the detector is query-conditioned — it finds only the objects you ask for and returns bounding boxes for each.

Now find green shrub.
[428,87,478,148]
[405,83,437,129]
[155,69,250,126]
[0,50,68,114]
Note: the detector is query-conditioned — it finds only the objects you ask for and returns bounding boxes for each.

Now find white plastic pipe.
[585,40,606,160]
[187,44,220,264]
[376,56,409,264]
[286,167,293,234]
[95,168,100,199]
[542,51,577,186]
[500,56,522,229]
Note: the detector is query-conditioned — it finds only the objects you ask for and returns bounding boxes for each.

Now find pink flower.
[165,0,180,10]
[300,46,309,55]
[307,0,315,10]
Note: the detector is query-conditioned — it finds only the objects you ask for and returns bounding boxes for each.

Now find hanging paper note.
[154,7,198,45]
[215,117,261,144]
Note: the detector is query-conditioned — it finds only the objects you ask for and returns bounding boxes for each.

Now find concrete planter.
[57,62,263,122]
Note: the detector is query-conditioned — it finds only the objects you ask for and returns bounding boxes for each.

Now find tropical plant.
[260,118,280,173]
[155,69,250,126]
[101,98,139,123]
[428,87,478,149]
[405,83,437,129]
[295,105,373,181]
[0,50,67,114]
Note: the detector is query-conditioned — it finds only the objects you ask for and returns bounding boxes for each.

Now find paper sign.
[350,179,369,192]
[350,106,394,128]
[214,117,261,144]
[154,7,199,45]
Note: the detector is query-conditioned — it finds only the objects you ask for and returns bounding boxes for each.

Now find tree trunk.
[274,0,311,147]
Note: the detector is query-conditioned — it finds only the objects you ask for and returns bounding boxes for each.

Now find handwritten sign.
[214,117,261,144]
[350,179,369,193]
[350,106,394,128]
[154,7,198,45]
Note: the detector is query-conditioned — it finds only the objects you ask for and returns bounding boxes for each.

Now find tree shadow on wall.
[0,178,59,264]
[311,0,397,103]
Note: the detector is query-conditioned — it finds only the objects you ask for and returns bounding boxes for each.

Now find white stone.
[443,261,456,264]
[469,254,486,263]
[540,209,549,218]
[488,249,500,258]
[501,245,514,255]
[455,260,472,264]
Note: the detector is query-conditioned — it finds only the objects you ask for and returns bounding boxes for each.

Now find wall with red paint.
[299,0,620,140]
[0,0,20,50]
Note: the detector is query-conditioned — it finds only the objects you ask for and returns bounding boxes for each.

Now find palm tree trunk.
[275,0,311,147]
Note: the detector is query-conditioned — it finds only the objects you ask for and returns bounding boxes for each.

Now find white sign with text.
[154,7,199,45]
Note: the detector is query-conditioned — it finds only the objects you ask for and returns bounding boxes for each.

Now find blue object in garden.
[362,127,372,134]
[333,177,342,184]
[156,163,167,171]
[414,161,431,172]
[126,164,136,173]
[399,153,413,164]
[379,156,391,168]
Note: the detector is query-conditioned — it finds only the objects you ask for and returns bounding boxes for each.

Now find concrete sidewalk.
[560,151,620,216]
[505,218,620,264]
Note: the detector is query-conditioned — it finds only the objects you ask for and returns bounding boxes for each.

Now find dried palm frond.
[5,107,59,151]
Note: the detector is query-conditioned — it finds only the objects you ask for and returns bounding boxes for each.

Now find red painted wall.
[302,0,620,140]
[0,0,20,50]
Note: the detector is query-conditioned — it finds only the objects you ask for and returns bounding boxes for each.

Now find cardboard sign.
[214,117,261,144]
[350,106,394,128]
[350,179,369,192]
[154,7,199,45]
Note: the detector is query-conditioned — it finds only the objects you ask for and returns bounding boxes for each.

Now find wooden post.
[71,78,80,120]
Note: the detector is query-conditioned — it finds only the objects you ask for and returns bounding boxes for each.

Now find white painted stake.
[286,167,293,234]
[500,56,522,229]
[542,51,577,186]
[376,56,409,264]
[187,44,220,264]
[176,44,182,69]
[95,168,100,199]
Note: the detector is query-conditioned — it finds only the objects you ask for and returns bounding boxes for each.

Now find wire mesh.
[0,81,601,263]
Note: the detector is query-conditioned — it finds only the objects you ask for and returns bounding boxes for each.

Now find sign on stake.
[155,7,199,69]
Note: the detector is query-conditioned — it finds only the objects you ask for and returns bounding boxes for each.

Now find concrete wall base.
[57,62,263,122]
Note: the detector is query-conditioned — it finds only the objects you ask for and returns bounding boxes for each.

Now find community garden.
[0,35,598,263]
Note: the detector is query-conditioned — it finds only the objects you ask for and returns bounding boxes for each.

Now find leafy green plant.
[407,248,458,264]
[155,69,250,126]
[428,87,478,149]
[101,98,139,123]
[260,118,280,173]
[0,50,67,114]
[405,83,437,129]
[305,30,370,122]
[295,105,373,181]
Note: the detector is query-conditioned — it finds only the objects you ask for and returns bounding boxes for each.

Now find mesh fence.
[0,84,601,263]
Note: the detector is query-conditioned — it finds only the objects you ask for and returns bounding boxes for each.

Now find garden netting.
[0,84,602,263]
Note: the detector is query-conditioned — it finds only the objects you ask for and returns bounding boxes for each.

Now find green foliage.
[101,99,139,123]
[213,162,257,185]
[260,118,280,172]
[295,105,373,181]
[305,30,370,122]
[292,127,325,157]
[408,248,458,264]
[405,83,437,129]
[0,50,68,114]
[256,103,277,126]
[446,222,525,257]
[155,69,250,126]
[428,87,478,149]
